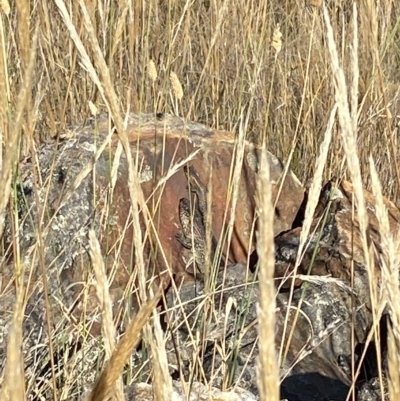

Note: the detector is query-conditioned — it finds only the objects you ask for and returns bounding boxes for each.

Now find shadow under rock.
[281,372,350,401]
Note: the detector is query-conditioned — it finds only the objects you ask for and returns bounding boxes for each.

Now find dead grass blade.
[350,3,359,135]
[55,0,153,313]
[0,16,38,401]
[54,0,107,102]
[280,104,337,364]
[110,0,130,59]
[145,310,173,401]
[322,4,370,261]
[0,10,9,168]
[187,0,231,117]
[388,324,400,400]
[0,0,9,14]
[84,290,162,401]
[75,4,172,399]
[0,24,38,239]
[295,104,337,264]
[323,3,386,397]
[0,291,26,401]
[256,148,279,401]
[89,230,125,401]
[75,0,148,298]
[3,0,400,399]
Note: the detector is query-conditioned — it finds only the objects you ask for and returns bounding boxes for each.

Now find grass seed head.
[88,101,98,116]
[271,24,282,55]
[148,60,158,83]
[170,72,183,101]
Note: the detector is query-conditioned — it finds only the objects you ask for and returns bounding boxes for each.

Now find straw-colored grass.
[89,229,125,401]
[256,148,279,400]
[1,0,400,400]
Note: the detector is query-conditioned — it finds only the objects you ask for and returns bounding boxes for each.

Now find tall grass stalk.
[89,230,125,401]
[1,5,38,400]
[256,149,279,401]
[323,2,385,397]
[280,103,337,364]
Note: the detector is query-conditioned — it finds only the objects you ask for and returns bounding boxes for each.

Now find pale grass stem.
[186,0,231,118]
[89,230,125,401]
[216,116,247,299]
[256,148,279,401]
[1,292,25,401]
[322,2,369,239]
[350,3,359,136]
[4,0,400,399]
[55,0,146,310]
[0,16,38,401]
[323,3,385,398]
[0,11,8,168]
[270,8,317,213]
[110,0,130,58]
[0,0,9,14]
[388,326,400,399]
[0,23,38,239]
[145,311,173,401]
[280,104,337,365]
[84,292,162,401]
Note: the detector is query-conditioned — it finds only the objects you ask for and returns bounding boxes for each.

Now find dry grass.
[1,0,400,400]
[89,229,125,401]
[256,148,279,400]
[84,291,161,401]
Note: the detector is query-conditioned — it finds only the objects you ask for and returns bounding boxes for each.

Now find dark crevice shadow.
[280,372,351,401]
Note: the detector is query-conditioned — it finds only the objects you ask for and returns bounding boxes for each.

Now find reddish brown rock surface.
[0,112,304,362]
[275,178,400,289]
[103,113,305,278]
[8,112,303,289]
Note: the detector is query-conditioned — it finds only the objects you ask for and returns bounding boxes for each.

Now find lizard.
[176,165,220,274]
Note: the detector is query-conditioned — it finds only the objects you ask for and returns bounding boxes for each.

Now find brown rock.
[3,112,304,303]
[162,261,371,400]
[274,178,400,288]
[0,113,304,390]
[109,113,304,277]
[272,178,400,400]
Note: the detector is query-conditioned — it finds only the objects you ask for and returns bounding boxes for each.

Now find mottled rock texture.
[164,177,400,401]
[1,113,397,401]
[0,113,304,398]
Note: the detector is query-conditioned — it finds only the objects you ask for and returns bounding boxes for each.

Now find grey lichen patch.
[246,151,258,172]
[186,121,213,137]
[139,164,153,182]
[1,117,126,377]
[187,134,204,147]
[269,153,282,166]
